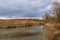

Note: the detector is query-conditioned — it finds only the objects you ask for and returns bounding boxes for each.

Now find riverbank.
[0,19,44,28]
[45,23,60,40]
[45,23,60,30]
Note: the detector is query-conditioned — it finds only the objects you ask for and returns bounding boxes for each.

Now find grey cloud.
[0,0,52,17]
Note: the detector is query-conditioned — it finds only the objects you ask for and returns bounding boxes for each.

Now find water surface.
[0,26,48,40]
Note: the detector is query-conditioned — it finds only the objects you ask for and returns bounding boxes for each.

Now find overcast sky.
[0,0,53,19]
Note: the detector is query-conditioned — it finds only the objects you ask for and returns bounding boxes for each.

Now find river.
[0,26,48,40]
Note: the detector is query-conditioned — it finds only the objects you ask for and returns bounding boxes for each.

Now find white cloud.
[0,16,43,20]
[0,16,15,19]
[46,5,52,10]
[0,16,11,19]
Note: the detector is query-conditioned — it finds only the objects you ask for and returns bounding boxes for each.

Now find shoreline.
[0,19,44,28]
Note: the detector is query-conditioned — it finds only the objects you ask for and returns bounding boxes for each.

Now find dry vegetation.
[44,2,60,40]
[0,19,44,28]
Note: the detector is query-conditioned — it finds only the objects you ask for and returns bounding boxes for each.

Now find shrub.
[7,26,16,28]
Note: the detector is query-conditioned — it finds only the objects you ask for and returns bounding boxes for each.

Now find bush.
[7,26,16,28]
[25,23,32,27]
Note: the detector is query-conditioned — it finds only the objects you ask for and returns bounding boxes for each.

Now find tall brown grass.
[0,19,44,28]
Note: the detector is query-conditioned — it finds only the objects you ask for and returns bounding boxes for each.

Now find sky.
[0,0,53,19]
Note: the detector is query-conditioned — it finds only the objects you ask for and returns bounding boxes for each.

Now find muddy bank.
[0,19,44,28]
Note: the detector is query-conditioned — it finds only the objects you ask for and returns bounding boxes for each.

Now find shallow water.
[0,26,48,40]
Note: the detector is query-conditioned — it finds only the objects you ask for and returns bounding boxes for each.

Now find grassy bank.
[45,23,60,30]
[0,19,44,28]
[45,23,60,40]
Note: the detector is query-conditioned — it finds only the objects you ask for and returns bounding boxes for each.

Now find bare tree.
[53,1,60,23]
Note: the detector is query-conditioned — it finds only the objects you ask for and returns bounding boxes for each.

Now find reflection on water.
[0,26,48,40]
